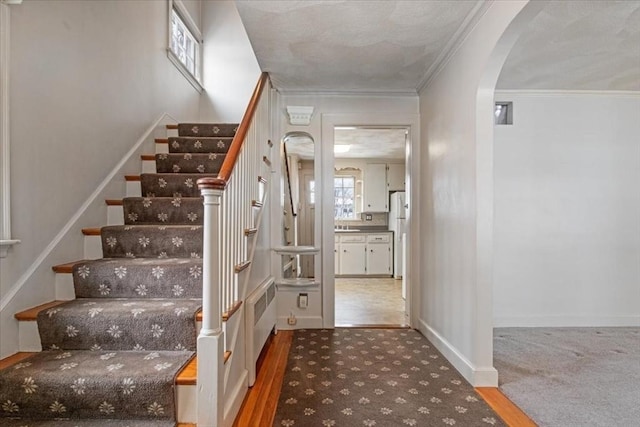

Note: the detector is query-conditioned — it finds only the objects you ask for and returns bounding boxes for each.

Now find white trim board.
[418,319,498,387]
[494,315,640,328]
[494,89,640,97]
[0,112,177,312]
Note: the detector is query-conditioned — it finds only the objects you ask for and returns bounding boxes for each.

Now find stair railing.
[196,72,271,427]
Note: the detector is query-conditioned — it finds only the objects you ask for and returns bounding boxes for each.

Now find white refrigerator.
[388,191,406,282]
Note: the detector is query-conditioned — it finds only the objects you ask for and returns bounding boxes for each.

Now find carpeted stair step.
[177,123,238,138]
[72,258,203,299]
[155,153,226,174]
[2,420,180,426]
[140,173,216,198]
[168,136,233,153]
[122,197,204,225]
[100,225,203,258]
[0,350,193,422]
[37,298,201,351]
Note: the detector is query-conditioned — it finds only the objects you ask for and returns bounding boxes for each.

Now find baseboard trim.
[223,369,248,427]
[418,318,498,387]
[494,315,640,328]
[0,112,177,315]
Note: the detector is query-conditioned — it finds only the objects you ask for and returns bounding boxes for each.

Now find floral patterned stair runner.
[0,123,238,425]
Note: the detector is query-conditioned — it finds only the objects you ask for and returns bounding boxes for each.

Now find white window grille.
[334,176,356,219]
[167,1,202,91]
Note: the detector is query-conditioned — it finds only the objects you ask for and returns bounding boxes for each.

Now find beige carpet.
[335,278,406,326]
[494,327,640,427]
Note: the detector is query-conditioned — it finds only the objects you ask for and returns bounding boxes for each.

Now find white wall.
[0,0,201,358]
[494,92,640,326]
[199,0,261,123]
[417,1,539,386]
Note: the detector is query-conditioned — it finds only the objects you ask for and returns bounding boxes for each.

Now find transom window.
[334,176,356,219]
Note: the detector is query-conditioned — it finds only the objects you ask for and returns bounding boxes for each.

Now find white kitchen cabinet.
[340,242,366,275]
[366,233,392,275]
[387,163,405,191]
[363,163,388,212]
[335,232,392,276]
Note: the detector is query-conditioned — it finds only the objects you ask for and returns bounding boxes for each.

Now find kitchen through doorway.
[333,126,409,326]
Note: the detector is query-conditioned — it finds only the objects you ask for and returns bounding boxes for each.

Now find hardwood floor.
[233,330,536,427]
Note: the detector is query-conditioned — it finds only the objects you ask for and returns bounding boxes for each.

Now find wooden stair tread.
[0,352,37,370]
[125,175,141,181]
[166,124,178,130]
[235,260,251,273]
[141,154,156,161]
[155,138,169,144]
[222,301,243,322]
[52,260,87,273]
[15,301,66,321]
[244,227,258,236]
[82,227,101,236]
[105,199,123,206]
[176,356,197,385]
[251,200,263,208]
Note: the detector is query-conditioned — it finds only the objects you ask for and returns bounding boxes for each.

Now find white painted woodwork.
[125,181,142,197]
[18,320,41,352]
[363,163,387,212]
[141,158,156,173]
[54,272,75,301]
[366,239,392,275]
[106,205,124,226]
[339,242,366,275]
[386,163,405,191]
[83,235,102,260]
[176,384,197,423]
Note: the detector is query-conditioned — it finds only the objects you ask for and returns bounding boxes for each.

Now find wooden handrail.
[282,143,297,217]
[198,72,269,191]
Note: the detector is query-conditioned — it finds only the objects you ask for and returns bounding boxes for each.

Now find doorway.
[332,126,409,327]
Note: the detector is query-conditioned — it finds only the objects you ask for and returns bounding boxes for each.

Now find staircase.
[0,123,244,426]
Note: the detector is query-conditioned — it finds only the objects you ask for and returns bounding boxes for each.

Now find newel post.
[197,178,225,427]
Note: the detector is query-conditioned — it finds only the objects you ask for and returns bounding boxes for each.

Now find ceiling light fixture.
[334,145,351,154]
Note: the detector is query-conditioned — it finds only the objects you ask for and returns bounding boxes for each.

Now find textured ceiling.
[237,0,640,93]
[285,128,407,160]
[498,1,640,91]
[235,0,479,93]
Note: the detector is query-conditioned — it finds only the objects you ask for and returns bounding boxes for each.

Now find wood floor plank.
[232,330,292,426]
[476,387,538,427]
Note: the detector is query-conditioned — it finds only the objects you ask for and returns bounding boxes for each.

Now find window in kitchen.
[334,176,356,219]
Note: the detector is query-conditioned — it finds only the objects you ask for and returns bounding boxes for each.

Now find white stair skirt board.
[126,181,142,197]
[245,277,277,386]
[176,384,197,424]
[141,159,156,174]
[83,235,102,259]
[54,272,75,301]
[106,205,124,226]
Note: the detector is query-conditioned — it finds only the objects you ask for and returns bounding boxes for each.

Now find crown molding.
[495,89,640,98]
[417,0,492,93]
[277,89,418,98]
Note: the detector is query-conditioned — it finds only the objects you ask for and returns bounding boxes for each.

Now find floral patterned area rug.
[274,328,506,427]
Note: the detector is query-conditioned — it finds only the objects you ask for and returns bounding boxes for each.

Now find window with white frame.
[168,1,202,91]
[334,176,356,219]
